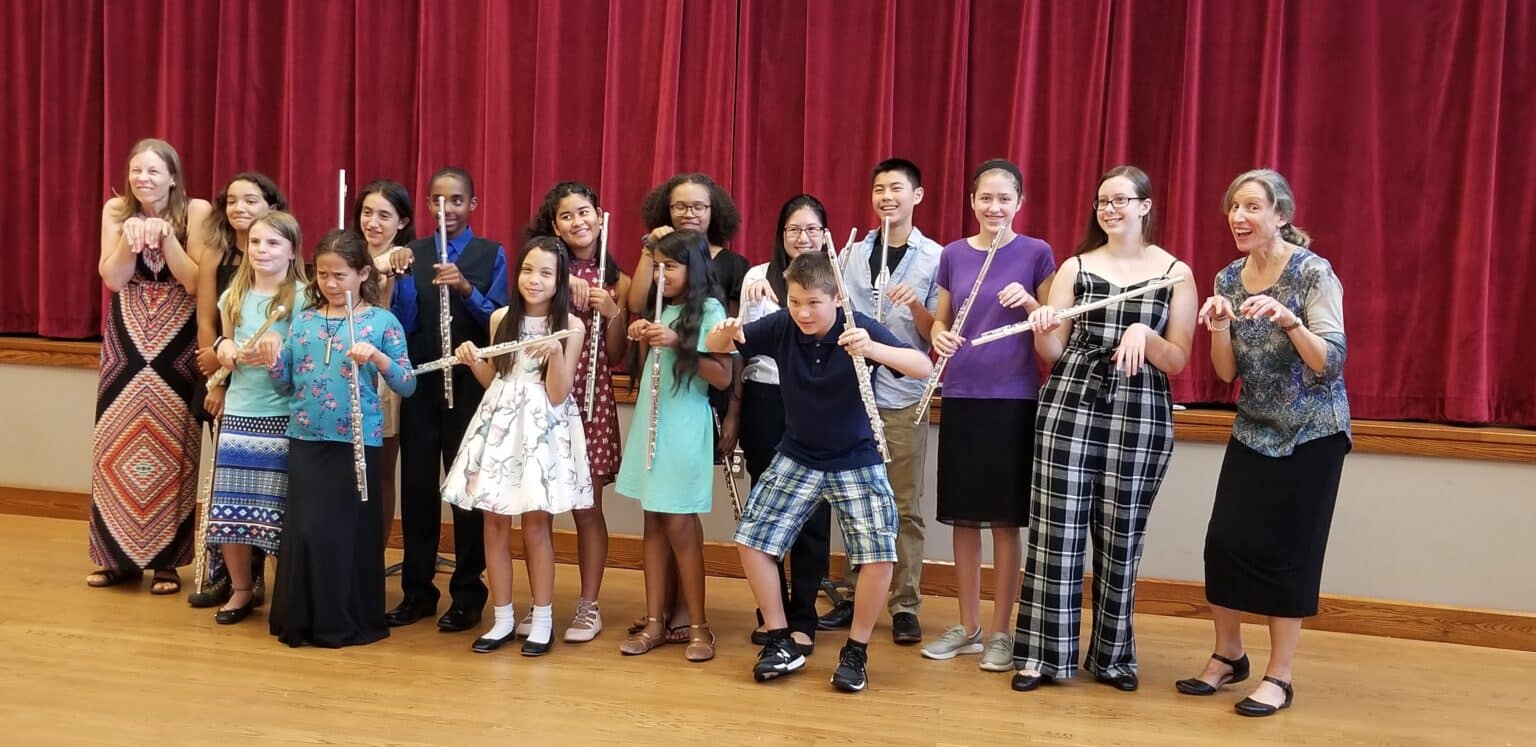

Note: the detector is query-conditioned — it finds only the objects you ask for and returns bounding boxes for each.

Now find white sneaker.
[979,633,1014,671]
[563,599,603,643]
[920,624,983,660]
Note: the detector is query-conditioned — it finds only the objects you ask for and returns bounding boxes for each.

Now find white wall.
[5,363,1533,612]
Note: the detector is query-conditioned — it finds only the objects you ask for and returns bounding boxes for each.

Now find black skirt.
[936,397,1037,529]
[1204,433,1349,618]
[269,439,387,648]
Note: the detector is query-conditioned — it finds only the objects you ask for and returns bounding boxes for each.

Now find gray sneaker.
[920,624,983,660]
[979,632,1014,671]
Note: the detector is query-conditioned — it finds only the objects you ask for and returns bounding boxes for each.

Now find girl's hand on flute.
[1238,294,1297,327]
[386,246,413,276]
[216,338,239,370]
[626,318,650,341]
[997,282,1037,310]
[203,386,226,420]
[838,327,873,357]
[568,276,592,311]
[433,262,473,296]
[527,338,564,362]
[242,332,283,367]
[744,278,778,305]
[641,321,678,349]
[589,286,620,320]
[932,328,963,357]
[1198,296,1235,328]
[887,282,919,308]
[347,341,382,366]
[1112,323,1151,376]
[454,341,480,366]
[1028,305,1062,333]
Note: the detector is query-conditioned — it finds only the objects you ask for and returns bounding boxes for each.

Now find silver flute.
[192,415,220,595]
[710,409,746,519]
[345,291,368,502]
[583,211,610,419]
[645,265,664,469]
[874,215,890,323]
[436,196,454,409]
[911,228,1005,425]
[206,304,288,388]
[971,275,1185,346]
[410,329,579,374]
[828,228,890,463]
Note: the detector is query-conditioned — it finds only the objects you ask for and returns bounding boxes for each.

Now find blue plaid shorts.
[733,453,898,565]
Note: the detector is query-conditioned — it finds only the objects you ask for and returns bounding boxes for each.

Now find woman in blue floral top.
[263,229,416,648]
[1176,170,1350,718]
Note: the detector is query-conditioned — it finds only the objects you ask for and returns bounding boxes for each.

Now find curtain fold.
[2,0,1528,424]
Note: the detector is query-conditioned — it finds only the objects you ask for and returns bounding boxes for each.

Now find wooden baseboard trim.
[10,484,1533,652]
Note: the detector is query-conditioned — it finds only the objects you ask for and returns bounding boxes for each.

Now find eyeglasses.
[670,202,711,215]
[782,225,825,239]
[1092,196,1145,211]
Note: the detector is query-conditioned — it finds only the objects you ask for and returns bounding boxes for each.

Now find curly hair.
[646,229,719,392]
[206,171,288,259]
[525,181,619,286]
[639,173,740,247]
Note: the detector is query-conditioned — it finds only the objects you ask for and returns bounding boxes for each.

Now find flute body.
[583,212,610,419]
[970,275,1185,346]
[411,329,579,375]
[345,291,368,502]
[912,230,1004,425]
[207,304,288,388]
[646,266,664,470]
[192,417,220,594]
[436,197,454,409]
[828,230,890,463]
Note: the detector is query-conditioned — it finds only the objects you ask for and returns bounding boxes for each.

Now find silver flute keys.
[874,215,890,323]
[912,228,1004,425]
[436,196,454,409]
[192,414,220,595]
[970,275,1185,346]
[828,229,891,463]
[646,264,664,470]
[206,304,288,388]
[345,291,368,502]
[410,329,579,375]
[583,211,610,419]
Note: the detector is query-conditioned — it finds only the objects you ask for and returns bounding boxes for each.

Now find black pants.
[741,381,830,638]
[397,367,486,611]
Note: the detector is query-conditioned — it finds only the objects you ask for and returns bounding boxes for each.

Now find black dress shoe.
[187,573,232,609]
[891,612,922,645]
[521,638,553,657]
[817,600,854,630]
[214,600,254,625]
[1094,672,1139,692]
[385,600,437,627]
[471,632,515,653]
[1176,652,1250,696]
[1011,671,1054,692]
[1234,676,1293,717]
[438,606,482,632]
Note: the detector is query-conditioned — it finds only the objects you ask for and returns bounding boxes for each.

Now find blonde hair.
[221,212,307,331]
[114,139,190,243]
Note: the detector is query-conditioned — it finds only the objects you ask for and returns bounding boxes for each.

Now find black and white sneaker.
[753,631,806,681]
[831,642,869,692]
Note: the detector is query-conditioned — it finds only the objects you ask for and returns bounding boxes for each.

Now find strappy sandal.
[1175,652,1250,696]
[620,617,667,656]
[85,568,142,588]
[684,623,716,662]
[149,571,182,595]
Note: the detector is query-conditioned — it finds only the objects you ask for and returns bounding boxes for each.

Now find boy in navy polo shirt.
[706,251,933,693]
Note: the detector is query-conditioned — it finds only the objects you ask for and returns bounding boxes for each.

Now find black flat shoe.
[186,573,232,608]
[214,600,254,625]
[1176,652,1250,696]
[471,632,515,653]
[385,599,437,627]
[1234,676,1294,717]
[817,600,853,630]
[891,612,922,645]
[521,638,553,657]
[1094,672,1139,692]
[438,606,482,633]
[1010,672,1054,692]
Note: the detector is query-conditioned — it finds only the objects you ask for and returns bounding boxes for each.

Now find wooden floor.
[2,514,1531,746]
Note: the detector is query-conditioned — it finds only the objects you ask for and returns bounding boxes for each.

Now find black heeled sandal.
[1175,652,1249,696]
[1234,676,1293,717]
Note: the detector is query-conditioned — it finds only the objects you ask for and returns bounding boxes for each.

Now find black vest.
[405,234,501,365]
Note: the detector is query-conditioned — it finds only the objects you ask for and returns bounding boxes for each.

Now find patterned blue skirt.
[207,414,289,554]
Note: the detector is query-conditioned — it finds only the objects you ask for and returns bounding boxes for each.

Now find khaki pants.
[844,401,928,616]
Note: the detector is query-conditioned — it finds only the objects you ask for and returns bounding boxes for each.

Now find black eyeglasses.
[782,226,825,239]
[1092,196,1145,211]
[670,202,711,215]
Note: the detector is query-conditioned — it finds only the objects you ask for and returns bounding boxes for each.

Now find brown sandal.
[620,617,667,656]
[85,568,142,588]
[684,623,715,662]
[149,571,182,595]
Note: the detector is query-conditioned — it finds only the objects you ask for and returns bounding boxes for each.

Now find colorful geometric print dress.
[89,244,200,572]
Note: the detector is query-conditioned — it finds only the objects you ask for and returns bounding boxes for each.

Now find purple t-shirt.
[935,234,1056,399]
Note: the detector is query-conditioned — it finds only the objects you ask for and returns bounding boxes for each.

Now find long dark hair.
[1076,165,1156,255]
[352,179,415,245]
[207,172,287,259]
[305,230,380,309]
[525,181,619,287]
[490,236,573,377]
[769,194,828,305]
[640,173,741,247]
[648,229,718,392]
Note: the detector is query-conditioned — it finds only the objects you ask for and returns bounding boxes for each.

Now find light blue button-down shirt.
[841,225,942,408]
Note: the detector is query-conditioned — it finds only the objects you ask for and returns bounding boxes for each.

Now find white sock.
[527,604,553,645]
[483,603,516,640]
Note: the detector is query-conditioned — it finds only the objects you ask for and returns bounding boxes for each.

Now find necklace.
[323,308,344,365]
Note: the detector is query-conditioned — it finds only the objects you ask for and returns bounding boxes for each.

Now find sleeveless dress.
[89,242,200,572]
[441,316,594,516]
[1014,258,1178,680]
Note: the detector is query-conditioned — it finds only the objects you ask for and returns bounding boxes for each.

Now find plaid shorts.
[733,453,898,566]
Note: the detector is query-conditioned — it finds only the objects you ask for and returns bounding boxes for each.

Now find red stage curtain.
[1,0,1530,425]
